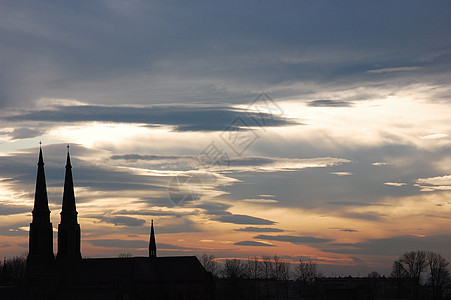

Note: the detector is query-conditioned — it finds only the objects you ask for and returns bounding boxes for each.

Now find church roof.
[69,256,210,284]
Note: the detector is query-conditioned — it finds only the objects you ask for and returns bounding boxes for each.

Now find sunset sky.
[1,1,451,276]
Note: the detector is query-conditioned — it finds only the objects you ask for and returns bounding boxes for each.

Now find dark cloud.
[234,241,275,247]
[327,201,388,207]
[114,209,183,218]
[87,239,147,249]
[215,214,275,225]
[87,239,199,251]
[1,1,450,109]
[0,144,171,206]
[342,212,386,221]
[197,202,232,216]
[324,235,451,257]
[0,204,30,216]
[235,227,285,233]
[254,235,332,244]
[350,257,366,265]
[158,243,198,250]
[307,100,352,107]
[11,127,44,139]
[111,154,196,162]
[6,105,297,131]
[153,219,202,234]
[0,226,29,237]
[95,216,146,227]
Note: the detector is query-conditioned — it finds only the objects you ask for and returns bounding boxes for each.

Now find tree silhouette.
[399,250,428,299]
[295,257,321,298]
[427,251,449,300]
[198,253,220,278]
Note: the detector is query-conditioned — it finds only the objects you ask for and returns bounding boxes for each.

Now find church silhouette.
[26,146,213,300]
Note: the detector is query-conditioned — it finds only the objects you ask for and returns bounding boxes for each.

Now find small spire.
[149,219,157,258]
[67,144,70,154]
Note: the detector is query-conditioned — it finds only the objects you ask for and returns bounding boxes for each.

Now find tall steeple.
[57,145,81,260]
[28,143,55,269]
[149,220,157,258]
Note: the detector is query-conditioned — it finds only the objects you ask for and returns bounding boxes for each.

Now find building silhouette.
[26,146,213,300]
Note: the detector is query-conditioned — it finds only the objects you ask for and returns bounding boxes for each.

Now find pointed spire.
[32,144,50,223]
[149,220,157,258]
[61,145,77,224]
[57,145,82,260]
[28,144,55,269]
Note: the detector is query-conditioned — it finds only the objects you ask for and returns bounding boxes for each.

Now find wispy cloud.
[5,104,298,132]
[235,227,285,233]
[307,100,352,107]
[384,182,406,187]
[234,241,275,247]
[254,235,332,244]
[215,214,276,225]
[366,66,422,74]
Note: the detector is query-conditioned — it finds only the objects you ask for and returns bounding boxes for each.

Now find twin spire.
[29,144,157,264]
[57,145,82,260]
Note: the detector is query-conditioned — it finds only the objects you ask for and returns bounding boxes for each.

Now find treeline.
[198,254,321,282]
[199,251,451,300]
[391,250,450,300]
[0,253,27,287]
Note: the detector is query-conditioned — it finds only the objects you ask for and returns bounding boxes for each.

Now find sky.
[1,0,451,276]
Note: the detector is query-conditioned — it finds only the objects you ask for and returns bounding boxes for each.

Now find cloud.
[0,204,30,216]
[350,256,366,265]
[111,154,350,173]
[372,162,389,166]
[329,228,359,233]
[341,212,385,221]
[5,104,297,132]
[0,226,29,237]
[421,133,448,140]
[215,214,275,225]
[235,227,285,233]
[416,175,451,191]
[10,127,44,140]
[384,182,407,187]
[158,243,196,250]
[330,172,352,176]
[87,239,147,249]
[307,100,352,107]
[327,201,386,207]
[1,1,449,112]
[95,216,146,227]
[254,235,332,244]
[366,66,422,74]
[234,241,275,247]
[325,235,451,256]
[87,239,200,251]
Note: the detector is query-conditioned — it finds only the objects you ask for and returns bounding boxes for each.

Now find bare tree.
[398,250,428,300]
[244,256,263,279]
[391,259,407,279]
[295,257,321,298]
[118,252,133,258]
[368,271,380,278]
[295,257,321,284]
[223,259,244,279]
[262,256,273,280]
[271,255,290,281]
[427,251,450,300]
[0,253,27,285]
[198,253,220,278]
